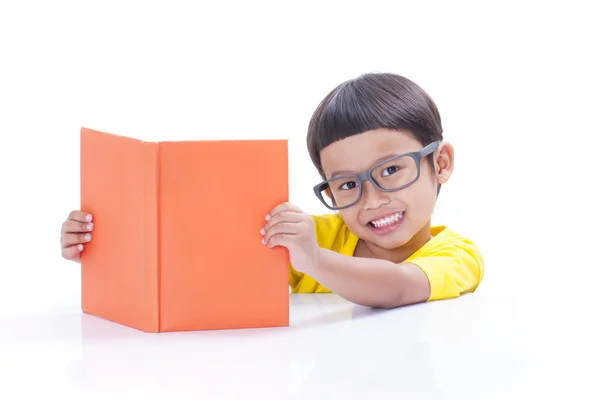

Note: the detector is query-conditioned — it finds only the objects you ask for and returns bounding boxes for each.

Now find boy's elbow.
[377,265,431,309]
[375,298,405,309]
[376,293,426,309]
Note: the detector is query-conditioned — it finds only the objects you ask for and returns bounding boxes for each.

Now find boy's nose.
[361,181,390,210]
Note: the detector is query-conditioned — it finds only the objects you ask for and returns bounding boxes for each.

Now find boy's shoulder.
[407,226,485,300]
[409,225,483,267]
[427,225,481,251]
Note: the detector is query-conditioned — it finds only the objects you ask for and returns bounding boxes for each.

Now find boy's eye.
[339,181,357,190]
[382,166,400,176]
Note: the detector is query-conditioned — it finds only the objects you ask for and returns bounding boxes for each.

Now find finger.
[62,219,94,234]
[68,210,93,223]
[262,222,299,245]
[61,232,92,248]
[62,244,83,262]
[265,233,295,248]
[265,202,303,221]
[262,210,305,233]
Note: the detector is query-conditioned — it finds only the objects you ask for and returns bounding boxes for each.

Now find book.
[79,127,289,332]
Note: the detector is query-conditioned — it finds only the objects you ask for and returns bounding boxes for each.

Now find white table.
[0,292,582,399]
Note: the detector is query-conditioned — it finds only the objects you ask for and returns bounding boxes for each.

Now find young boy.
[60,72,483,309]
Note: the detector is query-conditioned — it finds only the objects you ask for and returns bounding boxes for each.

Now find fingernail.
[260,228,265,235]
[78,244,83,251]
[261,238,266,245]
[86,214,92,222]
[84,234,91,241]
[87,223,94,231]
[265,214,270,221]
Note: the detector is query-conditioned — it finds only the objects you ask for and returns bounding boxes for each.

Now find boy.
[60,72,483,309]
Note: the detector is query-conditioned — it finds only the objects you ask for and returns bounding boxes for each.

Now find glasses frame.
[313,140,441,210]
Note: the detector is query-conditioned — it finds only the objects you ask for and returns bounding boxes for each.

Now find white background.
[1,0,599,389]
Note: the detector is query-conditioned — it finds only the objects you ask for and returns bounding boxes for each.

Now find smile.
[369,212,404,228]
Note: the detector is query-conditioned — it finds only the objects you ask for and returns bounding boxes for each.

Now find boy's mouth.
[368,212,404,228]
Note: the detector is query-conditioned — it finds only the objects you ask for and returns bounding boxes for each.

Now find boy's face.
[319,129,454,251]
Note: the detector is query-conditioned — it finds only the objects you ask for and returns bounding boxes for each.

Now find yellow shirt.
[289,213,484,301]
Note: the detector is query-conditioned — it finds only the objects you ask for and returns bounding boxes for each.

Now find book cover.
[80,127,289,332]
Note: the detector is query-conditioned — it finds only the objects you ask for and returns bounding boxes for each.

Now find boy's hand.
[261,202,321,274]
[60,210,94,263]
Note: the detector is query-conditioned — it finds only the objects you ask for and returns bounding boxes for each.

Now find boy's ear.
[435,142,454,184]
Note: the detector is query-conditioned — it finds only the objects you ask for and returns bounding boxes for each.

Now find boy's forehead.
[320,129,420,174]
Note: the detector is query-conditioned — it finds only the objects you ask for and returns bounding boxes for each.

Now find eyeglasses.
[313,140,441,210]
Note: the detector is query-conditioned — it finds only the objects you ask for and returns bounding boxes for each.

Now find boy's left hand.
[261,202,321,274]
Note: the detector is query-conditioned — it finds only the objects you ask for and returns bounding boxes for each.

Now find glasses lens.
[371,155,418,190]
[319,176,361,209]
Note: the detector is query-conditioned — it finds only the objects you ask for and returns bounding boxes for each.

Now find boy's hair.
[307,73,444,181]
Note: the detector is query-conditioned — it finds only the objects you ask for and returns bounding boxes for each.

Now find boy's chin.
[357,226,413,250]
[373,236,412,250]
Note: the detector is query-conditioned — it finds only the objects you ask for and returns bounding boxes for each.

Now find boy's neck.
[356,221,432,264]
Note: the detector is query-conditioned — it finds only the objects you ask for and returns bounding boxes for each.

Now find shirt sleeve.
[408,242,484,301]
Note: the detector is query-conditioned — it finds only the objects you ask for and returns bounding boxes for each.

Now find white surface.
[1,291,591,399]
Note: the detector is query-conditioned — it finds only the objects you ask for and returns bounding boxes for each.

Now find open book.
[80,127,289,332]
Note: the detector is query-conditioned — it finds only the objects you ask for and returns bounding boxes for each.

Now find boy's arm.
[261,203,430,308]
[262,202,481,308]
[309,249,430,308]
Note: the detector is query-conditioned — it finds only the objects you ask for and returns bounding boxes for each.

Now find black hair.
[307,73,443,181]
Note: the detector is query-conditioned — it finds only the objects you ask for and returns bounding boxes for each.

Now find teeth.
[371,212,403,228]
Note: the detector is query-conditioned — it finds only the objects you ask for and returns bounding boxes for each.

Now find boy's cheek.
[338,210,365,233]
[337,210,355,224]
[405,182,436,205]
[406,193,437,221]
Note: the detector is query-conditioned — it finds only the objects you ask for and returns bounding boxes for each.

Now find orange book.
[79,127,289,332]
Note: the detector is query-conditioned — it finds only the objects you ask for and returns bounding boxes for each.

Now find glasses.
[313,141,441,210]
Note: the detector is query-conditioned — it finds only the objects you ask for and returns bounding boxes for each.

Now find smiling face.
[319,129,454,255]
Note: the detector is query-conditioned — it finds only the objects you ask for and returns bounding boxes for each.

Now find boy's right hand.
[60,210,94,263]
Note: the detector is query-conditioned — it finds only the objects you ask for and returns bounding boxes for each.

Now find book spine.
[142,141,160,332]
